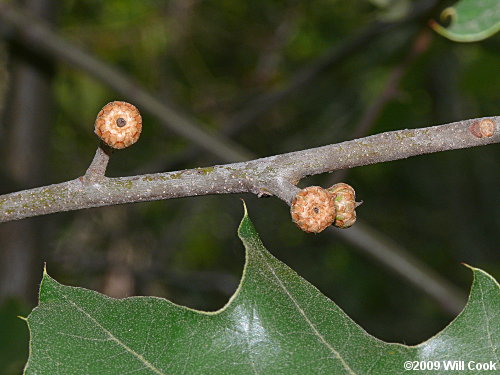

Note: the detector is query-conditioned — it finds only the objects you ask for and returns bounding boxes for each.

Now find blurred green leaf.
[25,208,499,374]
[430,0,500,42]
[369,0,412,22]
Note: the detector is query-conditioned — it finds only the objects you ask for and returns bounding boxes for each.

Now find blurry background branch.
[2,114,498,313]
[0,1,438,166]
[0,0,55,307]
[331,223,464,315]
[0,0,491,319]
[134,0,441,171]
[0,1,251,162]
[220,0,439,136]
[0,4,498,368]
[330,27,432,185]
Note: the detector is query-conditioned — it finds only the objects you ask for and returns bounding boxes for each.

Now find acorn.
[327,183,357,228]
[291,186,336,233]
[94,101,142,149]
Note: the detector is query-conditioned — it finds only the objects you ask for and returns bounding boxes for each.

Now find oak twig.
[0,0,491,316]
[1,116,497,223]
[83,142,113,184]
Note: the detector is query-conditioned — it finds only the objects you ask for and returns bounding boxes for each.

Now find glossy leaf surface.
[430,0,500,42]
[25,209,499,374]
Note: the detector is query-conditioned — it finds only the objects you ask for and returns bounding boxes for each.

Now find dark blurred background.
[0,0,498,373]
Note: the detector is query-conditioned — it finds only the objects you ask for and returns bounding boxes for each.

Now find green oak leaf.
[25,207,499,374]
[430,0,500,42]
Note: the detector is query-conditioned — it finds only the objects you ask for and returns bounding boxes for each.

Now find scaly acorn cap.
[327,182,357,228]
[95,101,142,149]
[291,186,336,233]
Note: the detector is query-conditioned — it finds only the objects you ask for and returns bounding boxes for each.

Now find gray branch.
[1,116,498,223]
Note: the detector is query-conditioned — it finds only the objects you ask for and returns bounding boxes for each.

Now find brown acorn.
[327,183,357,228]
[291,186,336,233]
[95,101,142,149]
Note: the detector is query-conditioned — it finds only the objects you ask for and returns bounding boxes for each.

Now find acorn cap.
[291,186,336,233]
[327,183,357,228]
[94,101,142,149]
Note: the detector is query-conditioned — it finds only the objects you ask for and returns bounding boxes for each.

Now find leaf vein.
[58,290,168,375]
[256,250,357,375]
[477,279,499,364]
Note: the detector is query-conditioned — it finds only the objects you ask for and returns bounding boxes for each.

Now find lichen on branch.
[0,116,498,223]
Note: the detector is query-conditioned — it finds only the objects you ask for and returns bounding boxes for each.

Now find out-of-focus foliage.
[0,0,499,371]
[0,299,29,375]
[369,0,412,21]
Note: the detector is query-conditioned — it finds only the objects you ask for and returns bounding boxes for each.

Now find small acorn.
[95,101,142,149]
[291,186,336,233]
[327,183,357,228]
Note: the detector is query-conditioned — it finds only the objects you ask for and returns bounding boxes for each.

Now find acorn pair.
[291,184,358,233]
[94,101,357,234]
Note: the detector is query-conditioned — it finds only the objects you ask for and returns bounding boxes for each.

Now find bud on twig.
[327,183,358,229]
[469,119,495,138]
[291,186,336,233]
[95,101,142,149]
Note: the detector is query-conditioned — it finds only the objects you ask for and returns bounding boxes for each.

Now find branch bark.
[1,116,497,223]
[0,0,490,316]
